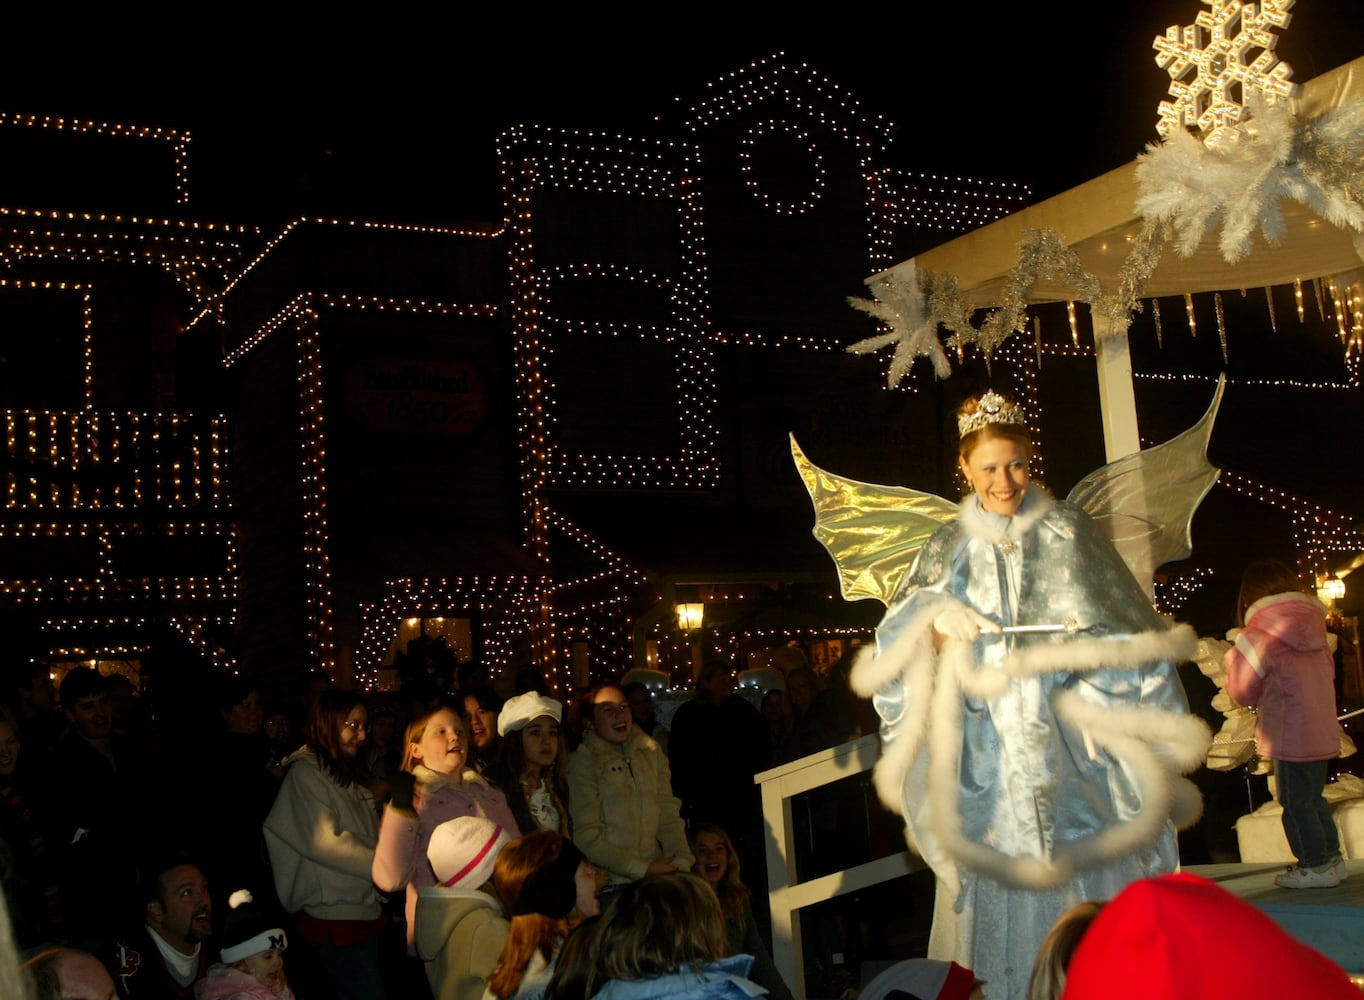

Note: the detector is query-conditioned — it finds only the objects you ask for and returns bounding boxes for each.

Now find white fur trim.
[860,613,1210,890]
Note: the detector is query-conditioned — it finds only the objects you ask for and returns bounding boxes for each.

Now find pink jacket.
[372,764,521,951]
[1224,591,1339,762]
[193,964,295,1000]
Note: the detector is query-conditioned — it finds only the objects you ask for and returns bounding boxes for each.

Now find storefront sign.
[342,358,490,436]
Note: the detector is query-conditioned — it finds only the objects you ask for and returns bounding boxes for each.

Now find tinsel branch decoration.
[1135,92,1364,265]
[848,226,1162,386]
[846,263,973,387]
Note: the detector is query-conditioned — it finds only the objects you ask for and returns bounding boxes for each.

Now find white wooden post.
[757,734,926,999]
[1092,318,1141,462]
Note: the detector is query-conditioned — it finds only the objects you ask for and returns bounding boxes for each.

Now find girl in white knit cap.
[415,816,514,1000]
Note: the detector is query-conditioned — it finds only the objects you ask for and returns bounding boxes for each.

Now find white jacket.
[263,747,383,920]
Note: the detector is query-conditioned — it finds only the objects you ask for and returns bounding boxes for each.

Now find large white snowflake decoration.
[1153,0,1297,149]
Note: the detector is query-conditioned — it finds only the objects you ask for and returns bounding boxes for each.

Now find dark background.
[1,3,1360,224]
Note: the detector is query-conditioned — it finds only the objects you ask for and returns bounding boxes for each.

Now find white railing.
[756,733,926,999]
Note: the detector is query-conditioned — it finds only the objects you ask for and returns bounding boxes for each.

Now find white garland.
[846,94,1364,387]
[1136,92,1364,264]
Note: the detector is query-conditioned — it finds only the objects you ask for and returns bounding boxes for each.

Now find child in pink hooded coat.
[1224,557,1345,889]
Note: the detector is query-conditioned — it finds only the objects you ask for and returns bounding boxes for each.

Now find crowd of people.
[1,388,1361,1000]
[0,651,828,1000]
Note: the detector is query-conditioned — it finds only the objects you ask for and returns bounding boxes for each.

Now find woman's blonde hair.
[399,703,468,773]
[1026,899,1105,1000]
[487,831,581,1000]
[688,822,749,920]
[585,872,726,994]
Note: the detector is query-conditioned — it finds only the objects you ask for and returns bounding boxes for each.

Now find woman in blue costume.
[848,391,1211,1000]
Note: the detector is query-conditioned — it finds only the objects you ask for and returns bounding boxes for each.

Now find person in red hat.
[1060,872,1359,998]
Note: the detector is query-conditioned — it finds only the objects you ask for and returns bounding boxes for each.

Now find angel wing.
[1066,375,1225,595]
[795,378,1224,607]
[791,434,958,605]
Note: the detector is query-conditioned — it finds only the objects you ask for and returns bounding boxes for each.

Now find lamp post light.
[675,602,705,678]
[1319,575,1346,611]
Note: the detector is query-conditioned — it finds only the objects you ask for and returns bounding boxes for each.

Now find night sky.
[3,2,1361,224]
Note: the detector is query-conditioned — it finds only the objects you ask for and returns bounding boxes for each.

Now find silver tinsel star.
[846,263,952,387]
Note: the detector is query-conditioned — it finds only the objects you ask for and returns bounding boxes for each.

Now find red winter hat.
[1062,872,1358,999]
[857,959,978,1000]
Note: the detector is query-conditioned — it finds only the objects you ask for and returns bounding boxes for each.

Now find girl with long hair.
[486,693,571,838]
[463,685,505,777]
[263,688,387,1000]
[483,830,601,1000]
[689,822,793,1000]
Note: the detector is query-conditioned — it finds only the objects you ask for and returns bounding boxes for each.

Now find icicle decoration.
[1185,293,1197,337]
[1351,283,1364,359]
[1153,298,1164,348]
[1264,286,1277,333]
[1330,281,1348,341]
[1066,301,1079,346]
[1033,314,1043,369]
[1214,292,1228,363]
[1314,277,1327,321]
[1295,277,1305,321]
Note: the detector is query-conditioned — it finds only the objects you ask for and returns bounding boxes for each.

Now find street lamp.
[675,602,705,678]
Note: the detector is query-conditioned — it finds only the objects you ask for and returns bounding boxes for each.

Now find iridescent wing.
[1066,375,1225,594]
[791,434,958,605]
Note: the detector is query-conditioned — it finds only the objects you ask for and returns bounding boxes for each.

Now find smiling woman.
[849,390,1211,1000]
[565,684,692,902]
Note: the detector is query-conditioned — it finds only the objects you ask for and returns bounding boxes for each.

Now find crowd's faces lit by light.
[412,708,468,775]
[693,831,730,887]
[960,435,1030,518]
[0,718,18,777]
[338,707,368,758]
[574,860,604,917]
[521,715,560,769]
[237,947,286,990]
[225,690,263,735]
[66,691,112,743]
[150,865,213,950]
[588,686,633,745]
[464,696,498,750]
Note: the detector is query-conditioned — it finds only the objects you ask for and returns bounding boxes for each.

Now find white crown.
[957,391,1025,437]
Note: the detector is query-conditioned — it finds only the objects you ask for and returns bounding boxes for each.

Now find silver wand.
[997,618,1090,635]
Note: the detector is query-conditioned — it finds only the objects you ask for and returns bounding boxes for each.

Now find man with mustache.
[113,853,214,998]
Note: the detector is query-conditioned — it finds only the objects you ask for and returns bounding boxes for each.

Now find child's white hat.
[428,816,510,888]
